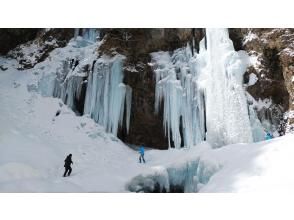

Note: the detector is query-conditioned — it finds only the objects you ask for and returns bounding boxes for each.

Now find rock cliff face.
[229,28,294,134]
[112,28,294,147]
[0,29,40,55]
[7,29,74,69]
[1,28,293,148]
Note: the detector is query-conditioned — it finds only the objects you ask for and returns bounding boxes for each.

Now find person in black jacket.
[63,154,73,177]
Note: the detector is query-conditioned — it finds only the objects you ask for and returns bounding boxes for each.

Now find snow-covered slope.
[1,38,294,192]
[0,57,211,192]
[200,134,294,192]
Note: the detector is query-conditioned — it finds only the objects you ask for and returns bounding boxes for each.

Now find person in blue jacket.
[265,132,273,140]
[139,145,145,163]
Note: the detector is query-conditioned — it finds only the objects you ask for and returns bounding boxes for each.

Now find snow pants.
[63,166,72,177]
[139,154,145,163]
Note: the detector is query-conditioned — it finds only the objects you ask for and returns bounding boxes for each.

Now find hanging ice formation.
[151,47,206,149]
[84,55,132,136]
[40,32,132,137]
[152,28,255,148]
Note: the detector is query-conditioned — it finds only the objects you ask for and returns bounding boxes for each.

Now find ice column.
[203,29,253,147]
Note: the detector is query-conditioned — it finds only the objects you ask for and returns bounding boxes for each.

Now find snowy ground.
[1,50,294,192]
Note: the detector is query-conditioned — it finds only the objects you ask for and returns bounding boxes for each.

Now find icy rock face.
[239,28,294,135]
[151,28,253,148]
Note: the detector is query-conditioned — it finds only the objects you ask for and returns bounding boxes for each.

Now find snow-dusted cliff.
[0,28,294,193]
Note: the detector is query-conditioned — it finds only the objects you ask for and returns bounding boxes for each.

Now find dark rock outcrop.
[8,28,74,69]
[0,28,40,55]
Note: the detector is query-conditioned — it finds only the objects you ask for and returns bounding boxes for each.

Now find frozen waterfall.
[203,29,253,147]
[152,28,254,148]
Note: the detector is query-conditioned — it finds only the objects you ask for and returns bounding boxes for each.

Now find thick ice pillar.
[203,29,253,147]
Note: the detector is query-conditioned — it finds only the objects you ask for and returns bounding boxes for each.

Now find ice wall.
[152,28,254,148]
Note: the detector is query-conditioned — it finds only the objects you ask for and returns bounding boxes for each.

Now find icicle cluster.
[84,56,132,136]
[152,28,254,148]
[151,45,206,149]
[52,55,132,136]
[39,33,132,137]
